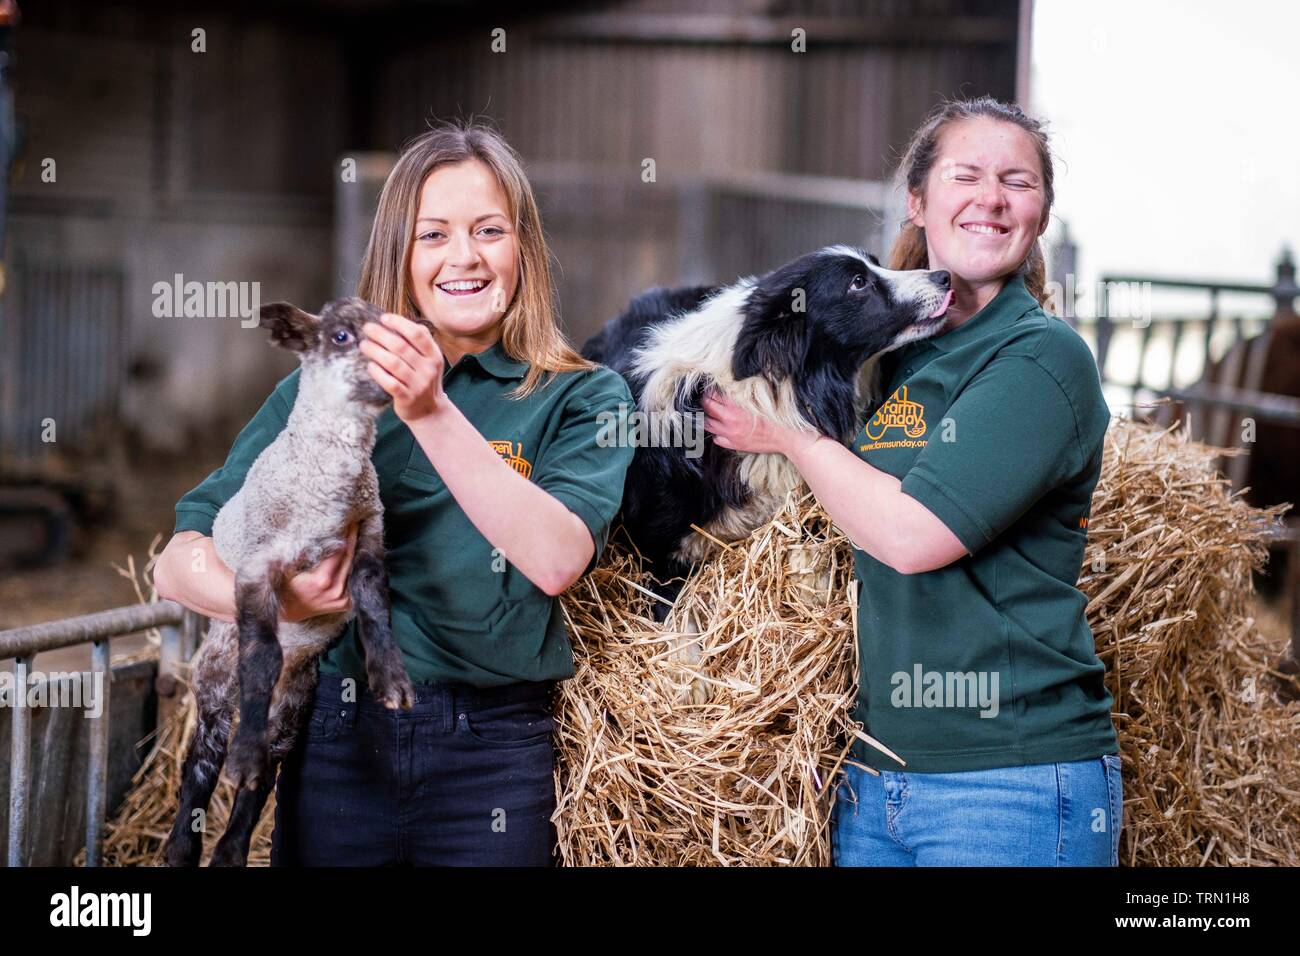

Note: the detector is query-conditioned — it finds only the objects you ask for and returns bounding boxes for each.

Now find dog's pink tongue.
[928,289,955,318]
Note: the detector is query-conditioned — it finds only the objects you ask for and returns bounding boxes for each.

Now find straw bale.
[93,418,1296,866]
[552,417,1297,866]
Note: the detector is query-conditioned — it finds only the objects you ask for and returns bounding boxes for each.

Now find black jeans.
[271,673,557,866]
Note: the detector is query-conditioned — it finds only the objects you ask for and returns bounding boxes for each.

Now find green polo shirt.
[173,340,634,688]
[850,274,1119,773]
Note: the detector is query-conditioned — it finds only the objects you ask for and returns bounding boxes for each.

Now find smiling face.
[408,159,520,362]
[906,116,1048,288]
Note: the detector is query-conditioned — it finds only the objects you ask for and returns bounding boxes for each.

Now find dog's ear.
[732,271,809,383]
[260,302,319,352]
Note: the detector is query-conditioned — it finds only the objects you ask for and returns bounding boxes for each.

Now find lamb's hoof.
[379,681,416,711]
[371,668,416,710]
[208,843,249,868]
[1274,652,1300,702]
[226,736,268,792]
[163,832,201,868]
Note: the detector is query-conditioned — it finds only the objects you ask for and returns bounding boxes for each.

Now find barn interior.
[0,0,1295,867]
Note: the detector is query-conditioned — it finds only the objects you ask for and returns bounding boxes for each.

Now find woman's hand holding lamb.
[277,522,359,623]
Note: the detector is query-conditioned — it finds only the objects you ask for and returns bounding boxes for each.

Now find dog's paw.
[677,677,712,707]
[669,608,711,706]
[786,545,834,607]
[226,734,268,792]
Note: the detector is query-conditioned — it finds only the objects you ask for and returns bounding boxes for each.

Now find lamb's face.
[260,298,393,409]
[316,298,393,408]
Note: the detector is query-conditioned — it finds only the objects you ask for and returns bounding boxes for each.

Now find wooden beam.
[533,14,1018,46]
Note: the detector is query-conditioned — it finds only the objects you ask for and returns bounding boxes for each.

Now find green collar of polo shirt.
[445,339,528,380]
[925,273,1040,353]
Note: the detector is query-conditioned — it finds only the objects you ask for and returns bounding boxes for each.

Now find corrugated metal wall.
[4,0,1021,454]
[0,256,126,469]
[360,0,1019,339]
[7,2,345,454]
[372,0,1019,183]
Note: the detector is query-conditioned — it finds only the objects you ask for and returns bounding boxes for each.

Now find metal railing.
[0,601,205,867]
[531,164,893,344]
[1068,249,1300,668]
[1067,248,1300,480]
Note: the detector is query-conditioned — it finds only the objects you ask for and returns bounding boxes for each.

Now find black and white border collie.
[582,245,952,597]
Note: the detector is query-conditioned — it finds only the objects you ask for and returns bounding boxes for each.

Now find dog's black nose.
[932,270,951,288]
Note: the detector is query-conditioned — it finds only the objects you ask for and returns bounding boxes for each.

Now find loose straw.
[92,418,1297,866]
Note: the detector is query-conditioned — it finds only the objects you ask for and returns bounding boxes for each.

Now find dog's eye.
[849,274,870,293]
[332,329,352,345]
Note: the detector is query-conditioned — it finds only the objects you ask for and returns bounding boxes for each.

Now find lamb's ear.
[260,302,318,352]
[731,273,808,383]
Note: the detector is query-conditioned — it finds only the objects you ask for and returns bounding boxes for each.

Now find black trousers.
[270,672,557,866]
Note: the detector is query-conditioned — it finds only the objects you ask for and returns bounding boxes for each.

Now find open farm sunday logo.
[865,386,927,442]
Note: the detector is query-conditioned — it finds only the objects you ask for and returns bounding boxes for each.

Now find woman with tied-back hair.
[703,97,1122,866]
[156,121,635,866]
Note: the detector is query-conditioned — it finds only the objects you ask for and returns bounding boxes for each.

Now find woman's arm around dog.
[701,391,968,575]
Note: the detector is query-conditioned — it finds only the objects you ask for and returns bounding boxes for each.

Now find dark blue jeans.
[271,673,557,866]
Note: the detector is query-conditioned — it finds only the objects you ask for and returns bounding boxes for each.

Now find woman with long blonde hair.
[157,121,635,866]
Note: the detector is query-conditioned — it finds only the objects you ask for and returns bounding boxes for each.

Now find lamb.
[164,297,415,867]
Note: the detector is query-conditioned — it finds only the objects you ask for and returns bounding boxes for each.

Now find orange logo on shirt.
[865,386,928,441]
[489,440,533,479]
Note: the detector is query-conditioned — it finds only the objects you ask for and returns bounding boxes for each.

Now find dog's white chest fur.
[630,283,818,563]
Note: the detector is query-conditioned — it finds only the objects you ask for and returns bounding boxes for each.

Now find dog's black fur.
[583,284,731,583]
[582,247,950,602]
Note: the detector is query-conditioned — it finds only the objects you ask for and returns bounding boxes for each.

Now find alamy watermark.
[50,886,150,936]
[1045,276,1154,327]
[595,402,705,459]
[0,670,105,719]
[151,273,260,327]
[890,664,999,718]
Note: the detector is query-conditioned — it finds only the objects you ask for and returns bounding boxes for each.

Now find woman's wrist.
[783,427,825,469]
[157,534,238,623]
[405,390,461,448]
